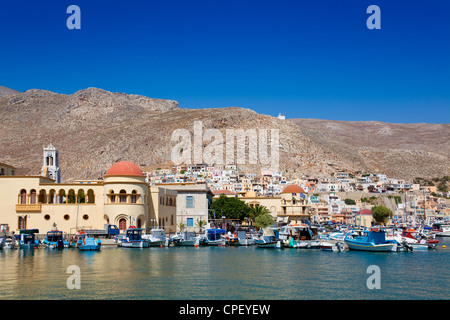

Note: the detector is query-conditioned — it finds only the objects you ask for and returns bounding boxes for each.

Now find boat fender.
[234,232,238,238]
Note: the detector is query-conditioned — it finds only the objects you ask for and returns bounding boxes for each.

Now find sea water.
[0,238,448,300]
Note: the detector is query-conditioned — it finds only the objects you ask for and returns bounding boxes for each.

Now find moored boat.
[254,228,280,249]
[142,228,167,247]
[344,227,398,252]
[169,231,200,246]
[19,229,40,249]
[78,235,102,251]
[200,228,226,246]
[432,223,450,237]
[43,230,69,249]
[118,228,149,248]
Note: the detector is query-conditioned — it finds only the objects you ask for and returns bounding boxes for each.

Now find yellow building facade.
[0,159,212,235]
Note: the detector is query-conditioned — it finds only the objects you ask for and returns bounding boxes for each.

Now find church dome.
[106,161,143,176]
[282,185,306,194]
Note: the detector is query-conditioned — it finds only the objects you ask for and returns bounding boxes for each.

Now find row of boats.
[1,222,448,253]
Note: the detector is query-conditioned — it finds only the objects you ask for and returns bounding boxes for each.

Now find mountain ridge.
[1,86,448,182]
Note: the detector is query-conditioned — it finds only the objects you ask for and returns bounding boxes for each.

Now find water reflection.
[0,239,449,300]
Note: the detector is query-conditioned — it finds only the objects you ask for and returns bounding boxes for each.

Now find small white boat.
[432,224,450,237]
[321,241,345,252]
[235,231,255,246]
[142,228,167,247]
[169,231,200,246]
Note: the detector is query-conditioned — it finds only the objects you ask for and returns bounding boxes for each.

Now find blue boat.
[344,227,398,252]
[254,228,280,249]
[19,229,40,249]
[77,235,101,251]
[43,230,70,249]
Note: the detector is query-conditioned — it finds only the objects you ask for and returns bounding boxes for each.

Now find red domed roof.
[106,161,143,176]
[358,209,372,215]
[282,185,306,194]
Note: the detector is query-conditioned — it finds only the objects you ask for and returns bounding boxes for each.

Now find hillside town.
[1,145,449,236]
[143,162,450,227]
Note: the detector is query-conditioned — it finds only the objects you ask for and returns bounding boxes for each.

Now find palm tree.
[249,205,270,224]
[177,222,186,233]
[195,218,207,234]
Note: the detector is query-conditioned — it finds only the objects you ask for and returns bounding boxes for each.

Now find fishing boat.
[19,229,40,249]
[254,228,280,248]
[200,228,226,246]
[321,241,345,252]
[43,230,69,249]
[234,230,255,246]
[142,228,167,247]
[344,227,398,252]
[117,228,149,248]
[432,223,450,237]
[222,231,241,246]
[78,235,101,251]
[0,232,16,249]
[169,231,200,246]
[282,224,322,249]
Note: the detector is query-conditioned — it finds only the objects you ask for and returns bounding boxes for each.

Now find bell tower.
[41,144,61,183]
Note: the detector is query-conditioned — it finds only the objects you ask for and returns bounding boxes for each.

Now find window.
[119,190,127,203]
[186,196,194,208]
[30,190,37,204]
[20,189,27,204]
[64,214,70,221]
[44,214,51,220]
[187,218,193,227]
[82,214,89,220]
[131,190,137,203]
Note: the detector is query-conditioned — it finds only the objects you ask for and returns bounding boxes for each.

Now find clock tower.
[41,144,61,183]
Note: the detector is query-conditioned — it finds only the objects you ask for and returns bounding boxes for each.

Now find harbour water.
[1,238,449,300]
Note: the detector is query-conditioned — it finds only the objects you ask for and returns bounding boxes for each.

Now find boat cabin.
[45,230,64,242]
[20,229,39,244]
[206,229,226,241]
[125,228,145,241]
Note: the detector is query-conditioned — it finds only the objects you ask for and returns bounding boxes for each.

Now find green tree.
[195,218,207,233]
[177,222,186,232]
[371,205,393,226]
[255,213,274,230]
[249,205,270,224]
[209,195,251,221]
[344,199,356,205]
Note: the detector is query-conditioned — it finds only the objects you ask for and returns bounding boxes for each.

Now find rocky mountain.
[291,119,450,181]
[0,86,20,96]
[0,86,448,182]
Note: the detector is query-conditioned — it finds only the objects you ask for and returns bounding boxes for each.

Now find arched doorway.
[118,218,127,231]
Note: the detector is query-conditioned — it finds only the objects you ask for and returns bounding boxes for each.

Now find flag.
[300,193,305,199]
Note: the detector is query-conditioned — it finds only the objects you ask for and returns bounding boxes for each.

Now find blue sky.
[0,0,449,123]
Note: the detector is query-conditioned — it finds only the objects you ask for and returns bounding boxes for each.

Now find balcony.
[15,204,42,213]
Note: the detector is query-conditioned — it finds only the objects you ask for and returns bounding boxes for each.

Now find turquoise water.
[1,238,449,300]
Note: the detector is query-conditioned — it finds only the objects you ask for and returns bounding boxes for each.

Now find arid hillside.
[291,119,450,180]
[1,86,448,182]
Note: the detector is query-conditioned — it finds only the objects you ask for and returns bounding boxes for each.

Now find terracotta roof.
[358,209,372,215]
[281,185,306,194]
[106,161,144,176]
[213,189,236,194]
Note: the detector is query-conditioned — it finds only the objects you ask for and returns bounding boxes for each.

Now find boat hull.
[78,245,101,251]
[345,240,396,252]
[200,239,226,246]
[118,241,149,248]
[20,244,38,249]
[147,240,166,247]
